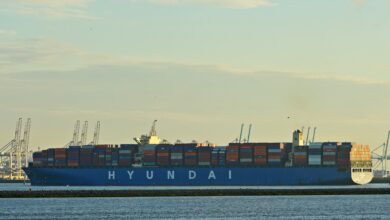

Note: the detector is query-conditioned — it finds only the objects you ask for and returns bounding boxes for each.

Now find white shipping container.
[308,155,322,165]
[308,142,323,149]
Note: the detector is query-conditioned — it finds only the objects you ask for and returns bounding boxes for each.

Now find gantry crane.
[89,121,100,145]
[372,130,390,177]
[0,118,31,180]
[78,121,88,146]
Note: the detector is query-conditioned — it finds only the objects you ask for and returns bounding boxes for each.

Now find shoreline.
[1,188,390,198]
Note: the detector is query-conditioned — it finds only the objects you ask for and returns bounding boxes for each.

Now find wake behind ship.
[23,122,373,186]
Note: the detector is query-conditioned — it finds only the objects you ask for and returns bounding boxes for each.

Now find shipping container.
[41,150,48,167]
[170,145,184,166]
[118,144,137,167]
[47,149,55,167]
[240,145,253,165]
[294,146,308,166]
[226,145,239,165]
[54,148,66,167]
[32,152,43,167]
[67,147,80,168]
[308,142,322,166]
[184,146,197,166]
[211,148,219,166]
[143,144,157,166]
[253,144,267,166]
[322,142,337,166]
[267,143,283,166]
[156,144,171,166]
[80,148,93,167]
[217,146,226,166]
[197,147,212,166]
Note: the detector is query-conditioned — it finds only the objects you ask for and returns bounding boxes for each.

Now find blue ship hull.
[23,167,353,186]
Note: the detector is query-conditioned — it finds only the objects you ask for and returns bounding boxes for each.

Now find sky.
[0,0,390,154]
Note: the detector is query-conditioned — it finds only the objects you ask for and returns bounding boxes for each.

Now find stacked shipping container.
[184,146,197,166]
[80,146,93,167]
[294,146,308,166]
[67,146,80,167]
[253,144,267,166]
[31,141,357,169]
[217,147,226,166]
[308,143,322,166]
[197,147,212,166]
[119,144,137,167]
[156,145,170,166]
[267,143,282,166]
[54,148,66,167]
[226,145,239,165]
[338,142,352,169]
[170,145,184,166]
[143,144,156,166]
[240,145,253,165]
[32,152,43,167]
[323,142,337,166]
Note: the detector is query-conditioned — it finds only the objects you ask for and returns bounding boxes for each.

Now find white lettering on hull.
[208,170,216,180]
[127,170,134,180]
[146,170,154,179]
[167,170,175,179]
[117,169,234,181]
[108,171,115,180]
[189,170,196,179]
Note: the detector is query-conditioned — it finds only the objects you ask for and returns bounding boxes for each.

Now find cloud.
[11,0,95,19]
[0,29,17,35]
[144,0,275,8]
[0,37,114,73]
[1,34,387,88]
[353,0,366,6]
[211,65,389,86]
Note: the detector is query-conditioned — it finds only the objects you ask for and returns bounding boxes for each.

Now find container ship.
[23,123,373,186]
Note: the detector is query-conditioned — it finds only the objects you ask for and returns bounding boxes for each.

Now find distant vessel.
[23,123,373,186]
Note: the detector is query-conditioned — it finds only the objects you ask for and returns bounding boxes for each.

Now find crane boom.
[305,127,311,145]
[311,127,317,143]
[149,120,157,136]
[90,121,100,145]
[79,121,88,146]
[247,124,252,143]
[72,120,80,145]
[239,123,244,143]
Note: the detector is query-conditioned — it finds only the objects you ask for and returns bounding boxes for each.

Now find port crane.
[236,123,252,143]
[78,121,88,146]
[371,130,390,177]
[89,121,100,145]
[0,118,31,180]
[64,120,101,147]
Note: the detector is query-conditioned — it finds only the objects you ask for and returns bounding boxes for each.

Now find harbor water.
[0,194,389,219]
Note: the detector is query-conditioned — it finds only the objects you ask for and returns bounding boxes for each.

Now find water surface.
[0,195,388,219]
